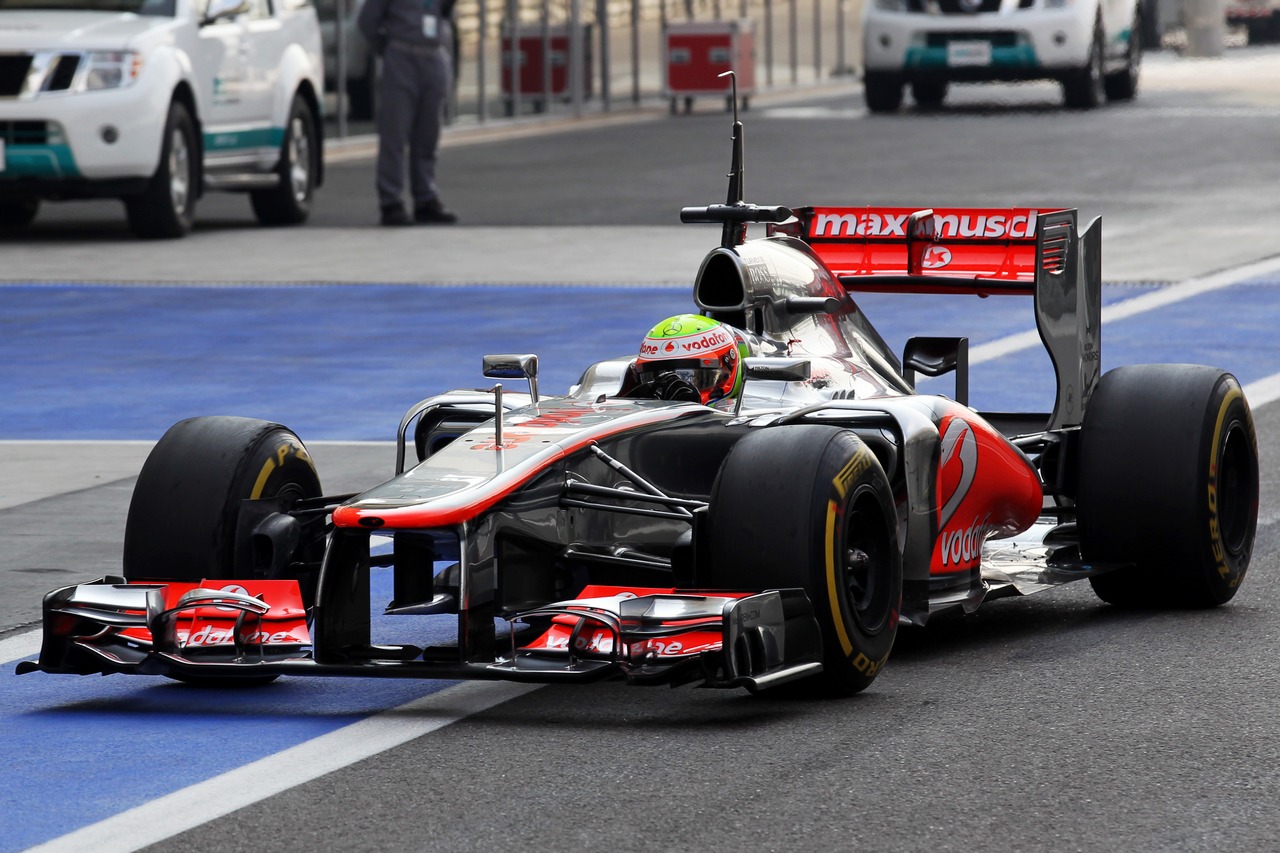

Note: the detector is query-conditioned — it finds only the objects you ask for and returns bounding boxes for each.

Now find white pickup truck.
[0,0,324,238]
[862,0,1144,112]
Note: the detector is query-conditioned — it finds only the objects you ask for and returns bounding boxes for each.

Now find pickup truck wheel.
[123,416,323,597]
[1078,365,1258,608]
[910,80,948,108]
[706,425,902,696]
[125,100,197,239]
[1104,9,1142,101]
[863,71,904,113]
[1062,20,1105,109]
[251,96,317,226]
[0,198,39,230]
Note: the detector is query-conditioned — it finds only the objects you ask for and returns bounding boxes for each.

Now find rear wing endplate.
[774,207,1102,429]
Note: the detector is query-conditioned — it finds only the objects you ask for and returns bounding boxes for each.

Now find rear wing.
[771,206,1102,429]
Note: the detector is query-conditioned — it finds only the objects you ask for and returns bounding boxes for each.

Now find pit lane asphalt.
[5,45,1280,853]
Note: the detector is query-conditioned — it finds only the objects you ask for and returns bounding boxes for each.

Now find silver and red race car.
[20,109,1259,697]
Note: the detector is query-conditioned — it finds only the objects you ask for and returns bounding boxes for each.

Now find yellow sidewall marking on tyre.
[251,457,277,500]
[1208,385,1242,584]
[833,449,872,500]
[825,499,855,657]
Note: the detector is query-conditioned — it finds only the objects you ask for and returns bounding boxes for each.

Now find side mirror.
[902,336,968,405]
[203,0,250,24]
[743,357,812,383]
[483,353,539,404]
[784,296,841,315]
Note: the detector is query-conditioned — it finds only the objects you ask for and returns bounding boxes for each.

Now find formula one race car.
[20,99,1259,697]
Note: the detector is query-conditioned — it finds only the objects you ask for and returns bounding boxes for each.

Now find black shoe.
[414,198,458,224]
[381,204,412,227]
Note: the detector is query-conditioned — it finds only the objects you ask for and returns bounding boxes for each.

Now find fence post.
[570,0,584,117]
[1183,0,1226,56]
[598,0,611,110]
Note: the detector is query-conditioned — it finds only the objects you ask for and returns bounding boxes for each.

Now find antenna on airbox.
[720,71,746,247]
[678,71,791,248]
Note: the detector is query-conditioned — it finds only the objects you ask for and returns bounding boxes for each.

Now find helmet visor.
[638,359,734,402]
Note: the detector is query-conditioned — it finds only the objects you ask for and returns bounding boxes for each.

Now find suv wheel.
[251,95,317,226]
[125,101,198,239]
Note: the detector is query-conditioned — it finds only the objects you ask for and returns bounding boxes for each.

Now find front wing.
[18,579,824,693]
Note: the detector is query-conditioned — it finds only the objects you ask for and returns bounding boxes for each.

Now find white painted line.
[1244,373,1280,409]
[1,629,40,664]
[969,254,1280,366]
[28,679,541,853]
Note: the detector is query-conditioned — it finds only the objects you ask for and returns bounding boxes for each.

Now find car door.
[193,0,265,169]
[239,0,291,167]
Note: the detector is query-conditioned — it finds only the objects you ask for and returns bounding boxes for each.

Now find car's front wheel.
[251,95,318,226]
[705,425,902,696]
[123,416,324,595]
[125,100,198,239]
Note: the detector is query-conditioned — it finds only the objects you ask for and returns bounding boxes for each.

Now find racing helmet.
[633,314,744,405]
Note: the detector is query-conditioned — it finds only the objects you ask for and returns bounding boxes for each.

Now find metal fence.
[322,0,865,137]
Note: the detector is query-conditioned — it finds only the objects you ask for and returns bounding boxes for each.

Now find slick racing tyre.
[706,425,902,696]
[123,416,323,595]
[1078,365,1258,608]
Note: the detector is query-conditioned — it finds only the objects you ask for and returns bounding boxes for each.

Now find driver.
[623,314,746,407]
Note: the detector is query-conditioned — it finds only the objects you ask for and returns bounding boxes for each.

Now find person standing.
[359,0,458,226]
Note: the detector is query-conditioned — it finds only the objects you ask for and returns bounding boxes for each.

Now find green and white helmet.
[634,314,744,405]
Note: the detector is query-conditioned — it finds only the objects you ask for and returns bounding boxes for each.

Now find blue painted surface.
[2,277,1278,849]
[0,281,1178,441]
[1,566,462,852]
[0,284,688,440]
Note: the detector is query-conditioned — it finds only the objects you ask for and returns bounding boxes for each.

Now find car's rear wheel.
[705,425,902,696]
[864,71,904,114]
[0,198,39,231]
[1104,8,1142,101]
[125,100,198,239]
[911,80,948,109]
[1077,365,1258,608]
[251,95,318,226]
[1063,19,1105,109]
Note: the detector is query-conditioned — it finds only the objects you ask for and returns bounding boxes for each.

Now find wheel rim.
[287,115,310,204]
[1217,421,1256,558]
[168,126,191,216]
[841,492,894,635]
